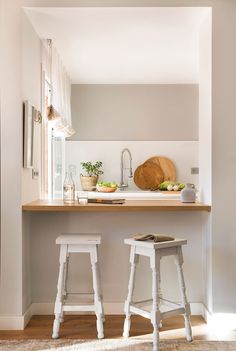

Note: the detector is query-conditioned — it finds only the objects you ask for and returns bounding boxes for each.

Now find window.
[51,133,65,199]
[42,76,65,199]
[41,40,74,199]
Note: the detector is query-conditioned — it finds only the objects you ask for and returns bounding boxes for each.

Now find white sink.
[84,189,181,200]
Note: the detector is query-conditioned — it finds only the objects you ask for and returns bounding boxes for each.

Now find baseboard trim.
[0,305,35,330]
[0,302,204,330]
[23,305,33,328]
[0,316,25,330]
[203,304,236,332]
[203,304,211,324]
[30,301,203,316]
[190,302,204,317]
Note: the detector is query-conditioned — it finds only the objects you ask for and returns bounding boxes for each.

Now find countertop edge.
[22,200,211,212]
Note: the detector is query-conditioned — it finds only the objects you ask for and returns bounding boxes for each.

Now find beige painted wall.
[30,212,204,308]
[71,84,199,140]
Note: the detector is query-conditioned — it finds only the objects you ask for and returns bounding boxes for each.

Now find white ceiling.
[25,7,209,84]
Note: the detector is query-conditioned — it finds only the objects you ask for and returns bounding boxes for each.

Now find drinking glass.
[77,191,88,205]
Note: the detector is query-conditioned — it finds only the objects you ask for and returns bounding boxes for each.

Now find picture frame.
[23,100,34,168]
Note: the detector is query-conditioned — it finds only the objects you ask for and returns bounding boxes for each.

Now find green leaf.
[81,161,104,176]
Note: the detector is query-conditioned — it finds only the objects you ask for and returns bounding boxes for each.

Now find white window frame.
[41,68,65,199]
[51,131,65,199]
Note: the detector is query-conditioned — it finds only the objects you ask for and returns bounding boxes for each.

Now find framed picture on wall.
[23,100,34,168]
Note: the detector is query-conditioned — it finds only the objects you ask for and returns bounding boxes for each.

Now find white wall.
[66,141,199,189]
[0,0,23,317]
[21,11,42,315]
[198,11,212,314]
[21,12,41,204]
[70,84,199,141]
[211,1,236,314]
[199,11,212,205]
[0,1,42,323]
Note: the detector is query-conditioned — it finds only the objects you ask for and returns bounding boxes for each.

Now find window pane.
[52,134,65,199]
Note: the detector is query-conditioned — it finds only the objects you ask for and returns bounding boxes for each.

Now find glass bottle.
[63,172,75,204]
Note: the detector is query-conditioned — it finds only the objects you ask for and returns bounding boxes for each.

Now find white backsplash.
[65,140,199,190]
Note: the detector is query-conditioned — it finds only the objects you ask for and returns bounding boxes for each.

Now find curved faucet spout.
[120,148,133,189]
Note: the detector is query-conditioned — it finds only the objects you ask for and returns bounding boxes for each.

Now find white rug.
[0,339,236,351]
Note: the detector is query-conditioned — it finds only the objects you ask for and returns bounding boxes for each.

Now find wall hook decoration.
[34,110,42,124]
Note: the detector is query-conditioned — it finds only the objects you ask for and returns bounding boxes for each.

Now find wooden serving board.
[134,156,176,190]
[134,162,164,190]
[145,156,176,181]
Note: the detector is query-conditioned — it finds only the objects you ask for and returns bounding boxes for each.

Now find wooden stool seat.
[52,234,104,339]
[123,236,192,351]
[56,234,101,245]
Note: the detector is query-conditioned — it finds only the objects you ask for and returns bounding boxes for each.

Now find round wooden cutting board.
[145,156,176,181]
[134,162,164,190]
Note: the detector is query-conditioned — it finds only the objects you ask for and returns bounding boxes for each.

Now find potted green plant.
[80,161,104,191]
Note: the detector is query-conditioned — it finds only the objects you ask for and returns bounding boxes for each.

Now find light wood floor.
[0,315,232,341]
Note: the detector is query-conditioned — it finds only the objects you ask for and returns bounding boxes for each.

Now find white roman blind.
[41,39,75,137]
[41,39,51,83]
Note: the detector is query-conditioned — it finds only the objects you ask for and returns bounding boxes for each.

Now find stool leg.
[150,251,161,351]
[175,247,193,342]
[60,253,69,323]
[62,253,69,298]
[123,246,138,338]
[91,246,104,339]
[157,263,162,329]
[97,259,105,322]
[52,244,67,339]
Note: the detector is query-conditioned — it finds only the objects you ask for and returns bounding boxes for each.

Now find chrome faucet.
[120,148,133,189]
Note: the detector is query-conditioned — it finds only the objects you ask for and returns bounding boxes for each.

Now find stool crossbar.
[52,234,104,339]
[123,238,192,351]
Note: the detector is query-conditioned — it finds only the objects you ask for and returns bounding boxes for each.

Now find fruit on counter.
[159,181,185,191]
[96,181,119,193]
[177,183,185,190]
[158,181,174,190]
[97,181,118,188]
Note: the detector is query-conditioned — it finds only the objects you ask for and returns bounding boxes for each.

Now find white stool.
[52,234,104,339]
[123,237,192,351]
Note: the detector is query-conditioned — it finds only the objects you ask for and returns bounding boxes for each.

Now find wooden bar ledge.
[22,199,211,212]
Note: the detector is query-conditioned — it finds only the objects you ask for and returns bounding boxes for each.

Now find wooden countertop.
[22,199,211,212]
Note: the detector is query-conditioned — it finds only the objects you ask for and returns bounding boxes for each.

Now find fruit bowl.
[96,186,117,193]
[96,182,118,193]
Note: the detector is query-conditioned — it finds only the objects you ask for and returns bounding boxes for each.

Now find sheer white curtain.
[41,39,75,137]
